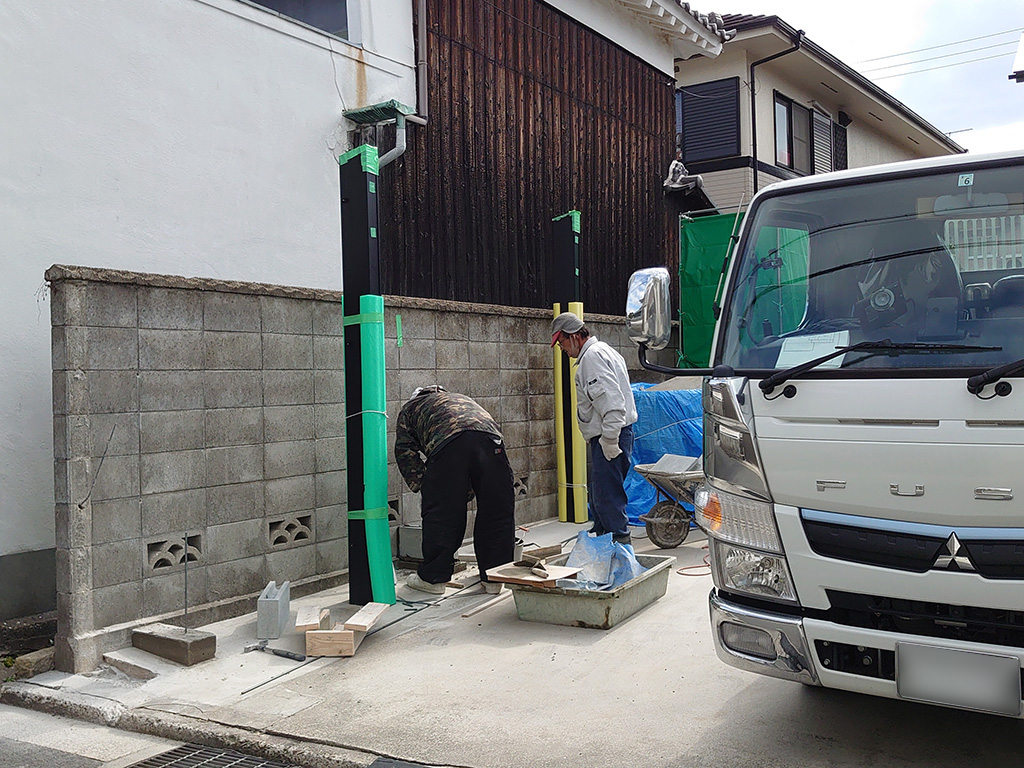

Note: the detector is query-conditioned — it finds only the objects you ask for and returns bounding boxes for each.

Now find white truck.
[627,149,1024,716]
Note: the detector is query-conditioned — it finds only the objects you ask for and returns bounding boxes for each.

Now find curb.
[0,680,384,768]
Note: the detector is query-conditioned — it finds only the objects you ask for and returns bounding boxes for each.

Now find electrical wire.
[858,26,1024,63]
[872,51,1016,81]
[861,40,1019,73]
[676,543,711,576]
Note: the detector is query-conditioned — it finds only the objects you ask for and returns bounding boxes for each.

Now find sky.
[717,0,1023,154]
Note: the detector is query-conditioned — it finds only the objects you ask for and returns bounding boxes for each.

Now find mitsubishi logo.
[932,533,975,572]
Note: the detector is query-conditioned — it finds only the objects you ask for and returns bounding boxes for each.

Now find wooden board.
[343,601,389,632]
[485,562,582,588]
[295,607,330,633]
[305,624,367,657]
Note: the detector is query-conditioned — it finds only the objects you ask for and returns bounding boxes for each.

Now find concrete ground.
[4,518,1024,768]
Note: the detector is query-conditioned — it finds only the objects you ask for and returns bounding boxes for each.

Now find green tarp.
[678,213,743,367]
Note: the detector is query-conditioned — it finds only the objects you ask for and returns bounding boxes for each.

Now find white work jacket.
[573,336,638,441]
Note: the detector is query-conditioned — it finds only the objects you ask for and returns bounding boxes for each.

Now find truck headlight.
[712,539,797,603]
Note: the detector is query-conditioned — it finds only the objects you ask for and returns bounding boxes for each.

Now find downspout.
[381,0,427,168]
[750,30,803,193]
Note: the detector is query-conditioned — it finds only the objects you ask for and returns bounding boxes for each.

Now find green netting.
[678,213,743,367]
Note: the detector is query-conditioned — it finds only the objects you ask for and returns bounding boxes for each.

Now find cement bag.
[562,531,646,591]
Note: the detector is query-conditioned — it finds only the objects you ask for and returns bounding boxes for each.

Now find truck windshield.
[718,162,1024,374]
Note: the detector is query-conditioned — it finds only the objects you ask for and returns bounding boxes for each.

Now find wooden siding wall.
[378,0,677,315]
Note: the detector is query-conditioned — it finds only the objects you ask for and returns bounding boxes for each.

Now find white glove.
[599,435,622,461]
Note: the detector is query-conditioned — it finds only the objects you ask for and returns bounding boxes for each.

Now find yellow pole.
[553,302,588,523]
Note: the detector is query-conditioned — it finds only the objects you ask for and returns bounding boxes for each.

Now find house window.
[676,77,740,163]
[249,0,348,39]
[774,93,811,174]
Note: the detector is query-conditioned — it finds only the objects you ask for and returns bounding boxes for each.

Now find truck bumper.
[709,589,819,686]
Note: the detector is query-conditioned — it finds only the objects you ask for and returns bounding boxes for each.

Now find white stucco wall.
[0,0,415,561]
[544,0,679,75]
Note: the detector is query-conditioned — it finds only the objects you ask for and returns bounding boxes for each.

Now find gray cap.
[550,312,584,346]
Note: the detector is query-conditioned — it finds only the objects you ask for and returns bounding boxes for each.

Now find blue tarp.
[624,384,703,526]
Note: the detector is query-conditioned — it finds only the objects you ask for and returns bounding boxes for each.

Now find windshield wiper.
[759,339,1002,395]
[966,357,1024,396]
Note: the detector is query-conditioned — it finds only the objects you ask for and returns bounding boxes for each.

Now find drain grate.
[126,743,298,768]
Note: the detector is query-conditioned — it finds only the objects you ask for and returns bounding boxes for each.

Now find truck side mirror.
[626,267,671,351]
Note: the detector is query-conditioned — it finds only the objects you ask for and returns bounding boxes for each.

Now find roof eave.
[613,0,734,59]
[727,15,965,154]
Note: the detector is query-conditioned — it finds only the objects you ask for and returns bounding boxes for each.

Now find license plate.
[897,642,1021,716]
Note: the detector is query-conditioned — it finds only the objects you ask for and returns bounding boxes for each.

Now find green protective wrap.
[552,210,581,234]
[679,213,744,367]
[338,145,380,176]
[358,294,396,604]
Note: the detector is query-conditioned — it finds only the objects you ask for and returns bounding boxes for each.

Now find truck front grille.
[802,515,1024,579]
[826,590,1024,649]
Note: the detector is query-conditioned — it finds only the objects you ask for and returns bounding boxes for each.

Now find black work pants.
[418,431,515,584]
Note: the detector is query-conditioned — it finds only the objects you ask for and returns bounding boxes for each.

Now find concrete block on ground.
[13,647,54,679]
[257,580,291,640]
[132,622,216,666]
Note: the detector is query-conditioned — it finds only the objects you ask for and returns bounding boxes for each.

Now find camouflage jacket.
[394,390,503,492]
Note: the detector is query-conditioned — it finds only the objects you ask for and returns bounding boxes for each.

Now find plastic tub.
[507,553,675,629]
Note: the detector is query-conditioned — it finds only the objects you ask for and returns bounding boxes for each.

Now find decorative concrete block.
[204,331,261,370]
[139,329,204,370]
[132,622,216,666]
[256,580,291,640]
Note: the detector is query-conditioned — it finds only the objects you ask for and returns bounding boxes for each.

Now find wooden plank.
[461,590,512,618]
[295,607,329,633]
[485,562,582,588]
[343,602,389,632]
[521,544,562,563]
[305,624,367,657]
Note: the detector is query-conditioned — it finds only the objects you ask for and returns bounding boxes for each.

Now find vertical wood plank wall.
[380,0,677,316]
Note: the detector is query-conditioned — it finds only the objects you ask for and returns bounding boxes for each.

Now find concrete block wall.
[48,265,655,672]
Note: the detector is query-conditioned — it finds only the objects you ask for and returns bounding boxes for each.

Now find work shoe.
[406,573,445,595]
[612,532,632,547]
[482,580,504,594]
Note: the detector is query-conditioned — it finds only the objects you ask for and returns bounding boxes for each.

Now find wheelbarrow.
[633,454,704,548]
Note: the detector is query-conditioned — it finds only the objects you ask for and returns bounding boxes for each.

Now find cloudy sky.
[719,0,1023,154]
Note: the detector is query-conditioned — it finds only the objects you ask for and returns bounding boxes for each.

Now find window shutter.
[679,78,740,163]
[812,111,833,173]
[833,123,848,171]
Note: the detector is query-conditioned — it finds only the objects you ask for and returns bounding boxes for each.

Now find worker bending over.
[395,385,515,594]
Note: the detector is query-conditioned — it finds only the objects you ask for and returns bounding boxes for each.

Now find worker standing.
[551,313,638,545]
[395,385,515,595]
